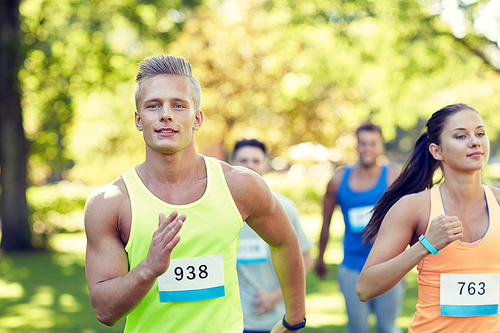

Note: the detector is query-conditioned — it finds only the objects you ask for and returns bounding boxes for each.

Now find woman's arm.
[356,194,424,301]
[357,192,463,301]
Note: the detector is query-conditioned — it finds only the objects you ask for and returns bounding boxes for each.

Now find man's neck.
[135,147,208,205]
[346,162,383,192]
[354,162,381,178]
[139,146,204,185]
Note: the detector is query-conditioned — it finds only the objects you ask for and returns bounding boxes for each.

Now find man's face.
[134,75,202,155]
[356,130,385,167]
[232,146,267,176]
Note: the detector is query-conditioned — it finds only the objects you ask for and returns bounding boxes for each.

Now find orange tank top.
[409,185,500,333]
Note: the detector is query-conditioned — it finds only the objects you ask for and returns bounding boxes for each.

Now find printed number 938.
[174,264,209,281]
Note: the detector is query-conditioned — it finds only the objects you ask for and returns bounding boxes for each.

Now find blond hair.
[134,54,202,111]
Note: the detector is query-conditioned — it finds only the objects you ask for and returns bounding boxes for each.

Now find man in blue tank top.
[315,122,404,333]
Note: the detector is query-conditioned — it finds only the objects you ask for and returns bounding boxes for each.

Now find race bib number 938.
[158,254,225,303]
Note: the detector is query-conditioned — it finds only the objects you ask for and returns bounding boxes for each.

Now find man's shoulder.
[221,161,270,202]
[221,160,265,187]
[220,161,273,221]
[332,165,349,180]
[385,163,400,171]
[325,166,347,193]
[85,176,129,212]
[383,163,401,185]
[385,163,401,173]
[84,175,131,243]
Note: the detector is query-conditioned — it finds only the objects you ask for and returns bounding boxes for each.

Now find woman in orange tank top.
[356,103,500,332]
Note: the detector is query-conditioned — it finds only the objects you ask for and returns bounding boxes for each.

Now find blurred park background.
[1,0,500,331]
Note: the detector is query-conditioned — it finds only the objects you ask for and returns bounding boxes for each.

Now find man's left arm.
[245,190,306,330]
[224,164,306,331]
[280,195,313,273]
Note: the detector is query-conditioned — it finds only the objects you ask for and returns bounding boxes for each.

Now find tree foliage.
[1,0,201,251]
[156,0,500,165]
[19,0,201,185]
[25,0,500,185]
[3,0,500,250]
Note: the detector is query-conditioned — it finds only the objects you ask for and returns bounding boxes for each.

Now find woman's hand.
[424,214,463,252]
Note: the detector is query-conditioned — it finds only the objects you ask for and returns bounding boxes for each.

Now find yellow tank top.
[410,185,500,332]
[121,155,244,333]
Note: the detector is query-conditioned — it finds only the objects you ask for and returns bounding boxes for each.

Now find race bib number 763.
[440,273,500,317]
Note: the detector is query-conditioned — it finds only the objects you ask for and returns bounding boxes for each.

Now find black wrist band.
[282,315,306,330]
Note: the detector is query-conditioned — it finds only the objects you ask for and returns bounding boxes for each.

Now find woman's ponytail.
[363,103,477,244]
[363,132,439,243]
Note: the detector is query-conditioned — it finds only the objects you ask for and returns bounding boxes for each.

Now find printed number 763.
[458,281,485,296]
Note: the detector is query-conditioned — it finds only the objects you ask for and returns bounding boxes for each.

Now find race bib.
[440,273,500,317]
[237,238,269,265]
[347,205,374,233]
[158,254,225,302]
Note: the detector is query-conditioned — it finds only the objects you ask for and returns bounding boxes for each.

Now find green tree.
[4,0,500,251]
[66,0,500,181]
[157,0,500,163]
[1,0,201,251]
[0,0,32,251]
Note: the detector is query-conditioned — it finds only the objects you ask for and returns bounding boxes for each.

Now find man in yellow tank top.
[84,54,307,332]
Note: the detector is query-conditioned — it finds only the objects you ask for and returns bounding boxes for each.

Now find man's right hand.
[315,258,327,279]
[143,211,185,278]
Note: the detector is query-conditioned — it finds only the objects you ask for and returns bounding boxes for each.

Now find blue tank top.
[337,165,389,272]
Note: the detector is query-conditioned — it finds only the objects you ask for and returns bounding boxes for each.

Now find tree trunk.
[0,0,33,252]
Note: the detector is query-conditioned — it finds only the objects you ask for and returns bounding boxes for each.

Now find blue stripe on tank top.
[441,304,498,317]
[159,285,225,302]
[237,258,268,265]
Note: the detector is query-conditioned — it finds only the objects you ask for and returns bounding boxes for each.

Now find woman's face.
[430,109,490,173]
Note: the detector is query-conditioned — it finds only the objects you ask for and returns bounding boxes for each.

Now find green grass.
[303,263,418,332]
[0,249,125,332]
[0,216,419,332]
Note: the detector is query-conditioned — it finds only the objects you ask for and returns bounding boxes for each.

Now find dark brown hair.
[232,139,267,160]
[363,103,478,243]
[356,121,383,139]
